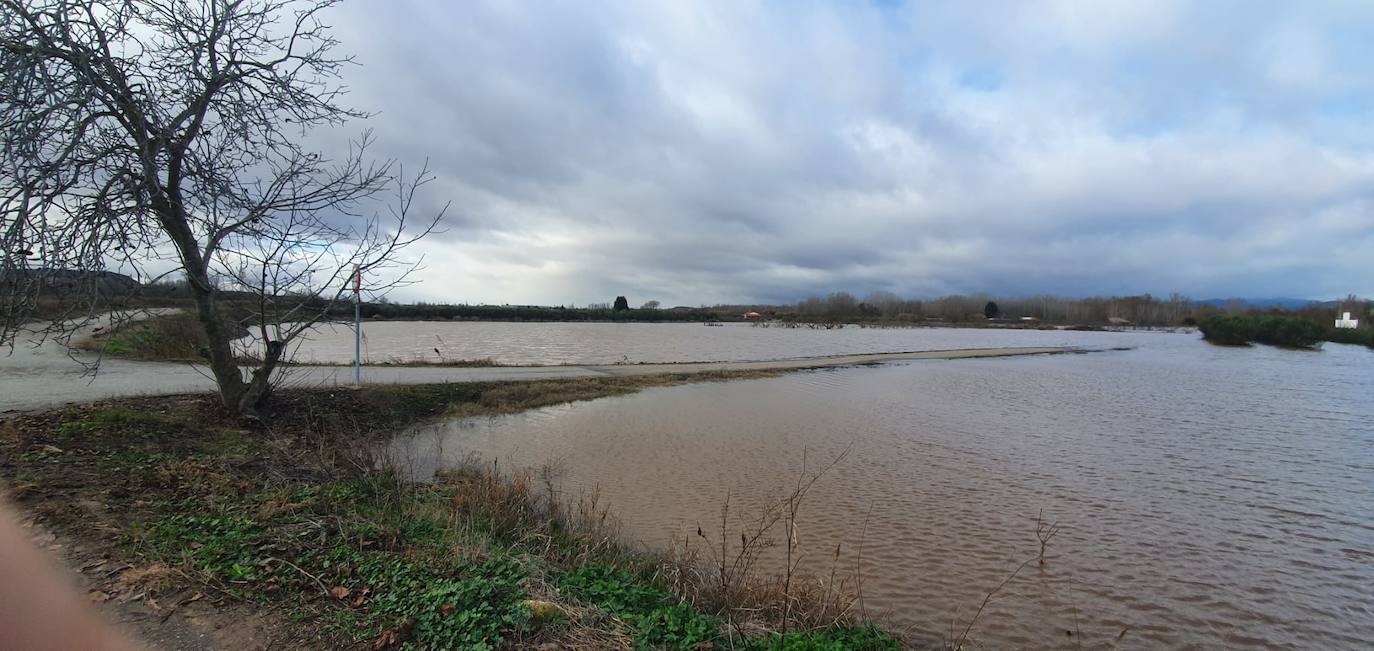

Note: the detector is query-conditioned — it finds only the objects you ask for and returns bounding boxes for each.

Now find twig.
[856,502,873,620]
[269,557,330,598]
[953,555,1037,649]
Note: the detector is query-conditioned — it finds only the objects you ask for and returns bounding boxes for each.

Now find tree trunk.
[186,272,250,411]
[236,344,283,414]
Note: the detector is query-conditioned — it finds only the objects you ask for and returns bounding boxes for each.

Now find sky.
[316,0,1374,306]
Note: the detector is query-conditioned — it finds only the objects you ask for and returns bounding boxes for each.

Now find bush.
[1198,315,1325,348]
[1325,325,1374,349]
[1197,315,1253,346]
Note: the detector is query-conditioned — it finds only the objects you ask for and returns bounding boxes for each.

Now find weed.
[743,625,902,650]
[145,513,271,586]
[310,546,531,650]
[561,565,719,649]
[55,407,173,437]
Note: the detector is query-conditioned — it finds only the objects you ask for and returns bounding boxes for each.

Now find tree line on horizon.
[729,291,1370,328]
[65,277,1372,328]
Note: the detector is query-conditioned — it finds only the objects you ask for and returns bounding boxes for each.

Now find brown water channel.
[391,332,1374,648]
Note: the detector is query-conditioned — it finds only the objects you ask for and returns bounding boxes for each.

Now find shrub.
[1325,325,1374,349]
[1197,315,1253,346]
[1198,315,1324,348]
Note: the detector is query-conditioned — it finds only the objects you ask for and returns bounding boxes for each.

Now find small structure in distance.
[743,311,762,319]
[1335,312,1359,329]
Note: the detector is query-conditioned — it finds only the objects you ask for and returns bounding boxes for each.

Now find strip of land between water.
[0,343,1079,412]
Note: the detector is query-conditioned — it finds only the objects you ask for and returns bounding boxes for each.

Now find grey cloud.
[311,0,1374,305]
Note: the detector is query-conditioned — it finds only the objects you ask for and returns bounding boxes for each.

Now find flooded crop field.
[392,330,1374,648]
[263,320,1140,365]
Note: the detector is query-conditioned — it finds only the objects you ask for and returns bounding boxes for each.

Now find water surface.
[263,321,1141,365]
[393,332,1374,648]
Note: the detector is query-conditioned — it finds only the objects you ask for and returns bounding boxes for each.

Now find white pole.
[353,263,361,386]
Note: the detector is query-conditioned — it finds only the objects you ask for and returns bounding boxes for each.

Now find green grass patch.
[560,565,719,649]
[80,311,249,361]
[742,625,903,650]
[55,407,177,437]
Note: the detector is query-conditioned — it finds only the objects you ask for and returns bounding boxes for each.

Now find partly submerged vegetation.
[78,311,251,362]
[1197,315,1370,349]
[1323,325,1374,349]
[77,311,215,361]
[1,374,914,649]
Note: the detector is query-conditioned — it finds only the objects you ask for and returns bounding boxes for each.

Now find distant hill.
[0,268,140,295]
[1194,297,1317,310]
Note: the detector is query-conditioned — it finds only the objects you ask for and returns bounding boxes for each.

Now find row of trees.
[772,291,1196,326]
[744,291,1370,328]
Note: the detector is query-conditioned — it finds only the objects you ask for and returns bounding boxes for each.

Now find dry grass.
[0,419,24,447]
[116,563,181,595]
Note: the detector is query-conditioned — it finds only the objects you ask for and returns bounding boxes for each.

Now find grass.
[78,310,249,361]
[1,373,903,649]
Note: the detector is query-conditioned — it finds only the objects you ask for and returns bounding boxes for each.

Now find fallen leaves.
[329,585,351,600]
[372,618,416,649]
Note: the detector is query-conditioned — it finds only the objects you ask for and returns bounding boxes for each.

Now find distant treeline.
[135,281,724,322]
[328,302,719,322]
[727,291,1373,330]
[34,276,1374,338]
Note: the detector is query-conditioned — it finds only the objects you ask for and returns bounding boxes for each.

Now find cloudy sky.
[322,0,1373,306]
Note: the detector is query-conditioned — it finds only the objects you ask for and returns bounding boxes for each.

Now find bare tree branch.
[1,0,441,414]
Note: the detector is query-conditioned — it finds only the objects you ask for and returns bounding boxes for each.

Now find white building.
[1335,312,1359,329]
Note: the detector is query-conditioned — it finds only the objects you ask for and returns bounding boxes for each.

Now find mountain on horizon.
[1193,297,1320,310]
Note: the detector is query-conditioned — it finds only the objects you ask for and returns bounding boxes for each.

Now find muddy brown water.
[390,331,1374,648]
[254,320,1132,365]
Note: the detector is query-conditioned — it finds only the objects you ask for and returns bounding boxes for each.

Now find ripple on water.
[389,332,1374,648]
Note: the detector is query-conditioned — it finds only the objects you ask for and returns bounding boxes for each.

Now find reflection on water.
[257,321,1145,365]
[391,332,1374,648]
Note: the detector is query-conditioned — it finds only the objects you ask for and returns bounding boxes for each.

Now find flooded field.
[258,320,1143,365]
[392,332,1374,648]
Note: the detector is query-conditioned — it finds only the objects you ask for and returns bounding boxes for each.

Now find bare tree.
[0,0,442,414]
